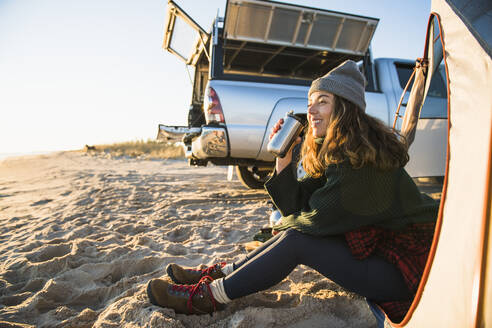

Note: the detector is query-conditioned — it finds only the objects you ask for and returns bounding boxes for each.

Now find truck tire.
[236,165,271,189]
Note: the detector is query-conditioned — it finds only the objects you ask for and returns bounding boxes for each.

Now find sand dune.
[0,152,377,327]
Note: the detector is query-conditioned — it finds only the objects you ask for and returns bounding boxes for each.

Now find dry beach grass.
[84,139,185,160]
[0,148,441,327]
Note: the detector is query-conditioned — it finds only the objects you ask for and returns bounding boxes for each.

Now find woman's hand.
[269,118,284,140]
[269,118,301,174]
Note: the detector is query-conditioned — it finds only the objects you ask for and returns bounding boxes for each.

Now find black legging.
[223,229,412,302]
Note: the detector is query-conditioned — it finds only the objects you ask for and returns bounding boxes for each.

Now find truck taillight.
[204,87,225,124]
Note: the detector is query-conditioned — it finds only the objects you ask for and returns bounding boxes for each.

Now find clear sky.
[0,0,430,154]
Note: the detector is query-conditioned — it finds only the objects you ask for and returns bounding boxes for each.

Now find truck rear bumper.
[191,126,228,159]
[157,124,229,159]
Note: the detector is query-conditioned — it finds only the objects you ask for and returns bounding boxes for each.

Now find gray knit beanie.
[308,60,366,111]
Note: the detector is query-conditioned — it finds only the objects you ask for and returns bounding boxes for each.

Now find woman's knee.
[277,228,313,251]
[281,228,331,244]
[280,228,304,241]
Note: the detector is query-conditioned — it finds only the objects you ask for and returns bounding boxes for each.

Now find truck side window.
[395,63,448,119]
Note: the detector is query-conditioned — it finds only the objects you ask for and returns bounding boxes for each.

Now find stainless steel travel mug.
[267,110,305,158]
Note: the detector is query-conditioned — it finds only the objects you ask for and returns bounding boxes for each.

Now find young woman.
[147,60,438,322]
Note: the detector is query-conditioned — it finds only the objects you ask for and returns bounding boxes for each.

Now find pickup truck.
[158,0,447,189]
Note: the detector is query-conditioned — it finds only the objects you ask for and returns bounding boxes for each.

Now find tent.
[371,0,492,326]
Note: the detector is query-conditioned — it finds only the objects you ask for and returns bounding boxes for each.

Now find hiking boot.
[146,276,219,314]
[166,262,226,285]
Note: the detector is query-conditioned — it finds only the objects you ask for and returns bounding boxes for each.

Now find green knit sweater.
[265,161,439,236]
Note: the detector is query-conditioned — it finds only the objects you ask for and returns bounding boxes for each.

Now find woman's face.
[308,91,335,138]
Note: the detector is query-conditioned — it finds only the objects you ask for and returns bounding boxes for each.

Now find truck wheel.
[236,166,271,189]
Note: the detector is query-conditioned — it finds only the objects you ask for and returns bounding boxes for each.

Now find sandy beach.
[0,151,391,327]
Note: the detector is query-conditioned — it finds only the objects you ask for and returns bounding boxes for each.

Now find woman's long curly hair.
[301,95,409,178]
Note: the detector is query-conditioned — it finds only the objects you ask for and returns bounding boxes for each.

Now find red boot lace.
[170,275,217,314]
[189,261,226,277]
